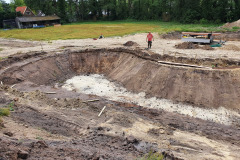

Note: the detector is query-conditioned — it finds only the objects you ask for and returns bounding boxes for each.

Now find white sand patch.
[62,74,240,125]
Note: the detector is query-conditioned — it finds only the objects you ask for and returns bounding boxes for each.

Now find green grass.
[0,48,3,51]
[36,136,43,140]
[139,151,164,160]
[0,21,226,41]
[232,26,240,30]
[5,101,15,111]
[0,57,8,61]
[0,108,10,116]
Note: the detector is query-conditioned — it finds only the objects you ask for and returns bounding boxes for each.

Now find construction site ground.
[0,33,240,160]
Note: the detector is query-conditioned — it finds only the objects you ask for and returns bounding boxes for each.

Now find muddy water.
[62,74,240,125]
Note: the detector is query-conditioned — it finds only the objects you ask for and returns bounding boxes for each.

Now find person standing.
[99,33,104,39]
[146,32,154,49]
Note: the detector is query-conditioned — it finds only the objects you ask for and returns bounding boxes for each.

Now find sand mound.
[123,41,139,47]
[175,42,215,50]
[220,44,240,51]
[175,42,200,49]
[110,112,135,128]
[202,45,214,50]
[160,32,181,39]
[222,20,240,29]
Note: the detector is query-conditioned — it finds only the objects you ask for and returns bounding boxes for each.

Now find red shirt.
[147,34,153,41]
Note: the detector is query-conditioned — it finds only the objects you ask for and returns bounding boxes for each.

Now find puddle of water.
[62,74,240,125]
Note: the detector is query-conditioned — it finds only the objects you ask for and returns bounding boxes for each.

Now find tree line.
[1,0,240,28]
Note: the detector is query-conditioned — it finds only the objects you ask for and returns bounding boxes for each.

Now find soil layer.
[0,48,240,160]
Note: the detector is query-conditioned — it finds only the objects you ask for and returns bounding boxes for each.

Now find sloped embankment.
[1,48,240,110]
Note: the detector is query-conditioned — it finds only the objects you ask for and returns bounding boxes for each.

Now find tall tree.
[58,0,67,22]
[0,0,15,28]
[10,0,25,12]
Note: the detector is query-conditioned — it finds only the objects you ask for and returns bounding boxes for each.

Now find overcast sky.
[4,0,11,3]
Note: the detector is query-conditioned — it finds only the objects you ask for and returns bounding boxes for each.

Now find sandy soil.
[1,33,240,60]
[0,34,240,160]
[1,85,240,160]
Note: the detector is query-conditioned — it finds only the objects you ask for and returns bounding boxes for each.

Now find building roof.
[16,6,27,15]
[16,16,61,23]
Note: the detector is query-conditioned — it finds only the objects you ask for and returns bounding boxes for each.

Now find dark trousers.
[148,41,152,48]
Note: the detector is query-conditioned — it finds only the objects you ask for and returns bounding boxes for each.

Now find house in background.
[16,6,35,17]
[3,6,61,29]
[16,15,61,29]
[3,19,17,29]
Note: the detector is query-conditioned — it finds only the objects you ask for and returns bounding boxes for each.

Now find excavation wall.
[1,49,240,110]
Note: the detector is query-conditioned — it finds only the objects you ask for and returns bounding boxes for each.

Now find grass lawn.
[0,21,227,41]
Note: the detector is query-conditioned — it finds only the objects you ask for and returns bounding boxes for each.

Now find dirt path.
[1,33,240,60]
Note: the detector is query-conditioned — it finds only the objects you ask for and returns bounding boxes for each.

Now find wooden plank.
[83,99,100,103]
[44,92,57,94]
[98,106,106,117]
[182,32,221,36]
[158,61,212,69]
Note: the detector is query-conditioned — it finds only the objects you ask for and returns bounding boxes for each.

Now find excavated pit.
[1,48,240,159]
[1,48,240,111]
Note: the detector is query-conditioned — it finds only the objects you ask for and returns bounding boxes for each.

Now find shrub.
[200,18,209,24]
[0,108,10,116]
[182,10,201,23]
[215,19,222,24]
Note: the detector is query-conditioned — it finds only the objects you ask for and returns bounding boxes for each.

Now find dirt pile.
[123,41,139,47]
[202,45,214,50]
[175,42,200,49]
[109,112,135,128]
[175,42,215,50]
[160,31,240,41]
[221,44,240,51]
[222,19,240,29]
[160,32,181,39]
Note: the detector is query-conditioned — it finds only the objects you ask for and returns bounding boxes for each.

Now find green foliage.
[200,18,209,25]
[0,1,3,12]
[232,26,240,30]
[0,56,8,61]
[6,101,15,111]
[0,1,16,28]
[12,0,25,6]
[215,19,222,24]
[0,108,10,116]
[36,136,43,140]
[182,10,201,23]
[58,0,67,23]
[1,0,240,28]
[139,151,164,160]
[10,0,25,12]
